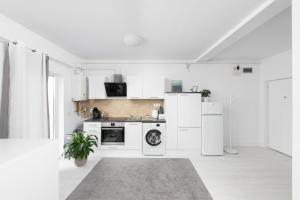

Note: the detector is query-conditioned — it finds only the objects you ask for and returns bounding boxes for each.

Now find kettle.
[92,107,102,119]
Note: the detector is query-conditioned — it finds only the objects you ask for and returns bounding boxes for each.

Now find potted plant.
[64,130,98,167]
[201,89,211,102]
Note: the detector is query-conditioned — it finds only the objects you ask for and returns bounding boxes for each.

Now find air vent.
[243,68,253,73]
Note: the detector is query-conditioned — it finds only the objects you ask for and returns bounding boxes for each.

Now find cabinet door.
[142,76,165,99]
[178,94,202,127]
[268,78,292,156]
[125,122,142,150]
[88,76,106,99]
[72,73,87,101]
[126,76,142,99]
[83,122,101,143]
[165,94,178,149]
[178,128,201,150]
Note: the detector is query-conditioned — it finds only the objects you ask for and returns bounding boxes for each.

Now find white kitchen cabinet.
[142,76,165,99]
[126,76,143,99]
[178,93,202,127]
[83,122,101,143]
[268,78,292,156]
[178,128,201,150]
[125,122,142,150]
[71,72,87,101]
[165,93,178,149]
[88,76,106,99]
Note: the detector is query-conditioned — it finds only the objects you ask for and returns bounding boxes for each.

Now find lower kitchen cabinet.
[178,128,201,150]
[83,122,102,144]
[125,122,142,150]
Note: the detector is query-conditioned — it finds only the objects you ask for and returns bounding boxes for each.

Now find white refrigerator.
[201,102,224,155]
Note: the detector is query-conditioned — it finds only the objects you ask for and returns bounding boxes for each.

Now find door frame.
[265,77,292,153]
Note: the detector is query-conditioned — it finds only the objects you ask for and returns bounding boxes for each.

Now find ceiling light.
[123,35,144,46]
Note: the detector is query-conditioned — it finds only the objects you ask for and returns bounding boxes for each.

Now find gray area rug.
[67,158,213,200]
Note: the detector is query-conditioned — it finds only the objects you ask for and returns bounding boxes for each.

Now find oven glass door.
[101,127,125,145]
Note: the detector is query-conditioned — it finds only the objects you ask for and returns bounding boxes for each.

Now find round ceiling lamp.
[123,35,144,46]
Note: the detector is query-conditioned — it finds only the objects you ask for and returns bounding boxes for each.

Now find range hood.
[104,82,127,97]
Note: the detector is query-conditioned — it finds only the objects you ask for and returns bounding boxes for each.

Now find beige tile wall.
[82,99,164,118]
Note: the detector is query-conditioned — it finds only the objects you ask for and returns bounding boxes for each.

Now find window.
[48,75,56,139]
[48,74,64,156]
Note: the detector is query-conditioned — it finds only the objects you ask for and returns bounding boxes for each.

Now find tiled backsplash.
[82,99,164,118]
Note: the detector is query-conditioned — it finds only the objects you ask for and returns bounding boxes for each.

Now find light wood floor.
[60,147,291,200]
[191,148,291,200]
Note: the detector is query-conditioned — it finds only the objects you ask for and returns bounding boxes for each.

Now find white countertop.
[0,139,55,165]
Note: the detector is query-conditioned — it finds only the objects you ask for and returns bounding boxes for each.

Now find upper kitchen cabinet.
[88,76,106,99]
[71,71,88,101]
[178,93,202,127]
[142,76,165,99]
[126,76,143,99]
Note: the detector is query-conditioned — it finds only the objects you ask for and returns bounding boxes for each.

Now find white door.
[268,78,292,156]
[142,76,165,99]
[165,93,178,149]
[178,94,202,127]
[88,76,106,99]
[202,115,223,155]
[126,76,142,99]
[178,128,201,150]
[125,122,142,150]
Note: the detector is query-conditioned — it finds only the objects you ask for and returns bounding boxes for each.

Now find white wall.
[85,63,261,146]
[259,49,292,146]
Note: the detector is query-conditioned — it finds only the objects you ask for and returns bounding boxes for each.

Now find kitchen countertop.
[84,117,166,123]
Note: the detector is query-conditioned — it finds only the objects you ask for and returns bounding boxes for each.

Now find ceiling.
[213,7,291,61]
[0,0,291,62]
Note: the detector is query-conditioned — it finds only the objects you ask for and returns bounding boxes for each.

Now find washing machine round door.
[146,130,161,146]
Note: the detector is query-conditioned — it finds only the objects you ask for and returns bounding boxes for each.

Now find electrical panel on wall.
[243,67,253,73]
[233,65,253,75]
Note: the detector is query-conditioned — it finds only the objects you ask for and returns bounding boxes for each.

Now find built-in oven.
[101,122,125,145]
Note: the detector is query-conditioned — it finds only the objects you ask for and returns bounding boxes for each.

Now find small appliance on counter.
[158,106,165,120]
[92,107,102,120]
[151,103,161,119]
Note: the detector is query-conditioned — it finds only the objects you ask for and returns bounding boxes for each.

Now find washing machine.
[143,122,166,156]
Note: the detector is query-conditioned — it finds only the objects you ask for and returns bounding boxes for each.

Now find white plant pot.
[74,158,87,167]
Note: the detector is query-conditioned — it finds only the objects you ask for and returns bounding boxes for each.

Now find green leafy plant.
[64,130,98,160]
[200,89,211,97]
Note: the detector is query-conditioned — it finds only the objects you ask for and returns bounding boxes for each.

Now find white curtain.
[0,42,9,138]
[8,42,49,138]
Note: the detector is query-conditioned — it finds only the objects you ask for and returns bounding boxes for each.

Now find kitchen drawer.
[83,122,101,131]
